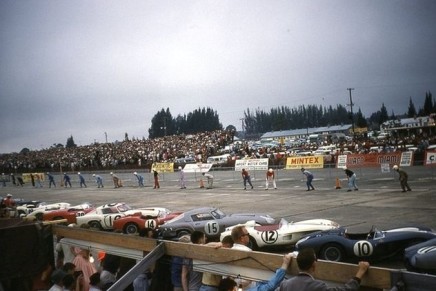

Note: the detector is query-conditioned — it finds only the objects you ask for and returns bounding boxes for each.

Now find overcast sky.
[1,0,435,153]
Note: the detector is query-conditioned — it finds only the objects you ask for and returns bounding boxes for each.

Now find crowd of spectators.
[0,130,234,173]
[1,129,434,174]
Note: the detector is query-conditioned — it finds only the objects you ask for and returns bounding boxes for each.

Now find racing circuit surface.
[4,166,436,268]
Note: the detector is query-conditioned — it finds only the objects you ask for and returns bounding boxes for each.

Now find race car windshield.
[117,204,133,212]
[212,209,225,219]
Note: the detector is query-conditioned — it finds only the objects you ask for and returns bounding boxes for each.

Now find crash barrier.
[52,225,436,291]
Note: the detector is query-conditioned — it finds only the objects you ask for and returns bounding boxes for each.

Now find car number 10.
[353,240,374,257]
[204,221,219,235]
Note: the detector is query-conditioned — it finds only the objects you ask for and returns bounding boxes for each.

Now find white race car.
[75,202,171,230]
[220,218,340,250]
[17,202,71,217]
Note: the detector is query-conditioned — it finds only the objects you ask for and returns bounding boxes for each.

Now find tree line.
[147,92,434,137]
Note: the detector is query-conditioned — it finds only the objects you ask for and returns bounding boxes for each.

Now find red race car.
[113,208,182,234]
[30,202,95,224]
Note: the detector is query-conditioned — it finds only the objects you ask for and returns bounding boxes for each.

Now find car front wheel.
[321,243,344,261]
[125,223,139,234]
[89,221,102,230]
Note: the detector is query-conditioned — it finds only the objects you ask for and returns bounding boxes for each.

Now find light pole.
[347,88,355,141]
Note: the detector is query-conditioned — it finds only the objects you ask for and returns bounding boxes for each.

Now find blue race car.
[295,225,436,263]
[404,237,436,274]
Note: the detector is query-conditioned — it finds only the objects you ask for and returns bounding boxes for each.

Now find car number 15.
[204,221,220,236]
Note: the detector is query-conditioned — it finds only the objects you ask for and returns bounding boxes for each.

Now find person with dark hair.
[47,172,56,188]
[301,168,315,191]
[241,168,254,190]
[343,167,358,192]
[64,173,72,187]
[218,278,237,291]
[279,248,369,290]
[78,172,87,188]
[89,272,102,291]
[153,170,160,189]
[100,254,121,290]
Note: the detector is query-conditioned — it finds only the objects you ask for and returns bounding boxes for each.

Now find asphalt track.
[4,166,436,233]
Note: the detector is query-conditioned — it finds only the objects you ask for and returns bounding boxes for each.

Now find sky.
[1,0,435,153]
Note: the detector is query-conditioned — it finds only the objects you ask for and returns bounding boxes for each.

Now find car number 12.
[261,230,278,244]
[353,240,373,257]
[204,221,219,235]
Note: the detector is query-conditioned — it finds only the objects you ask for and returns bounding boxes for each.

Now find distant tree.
[379,103,389,125]
[389,110,396,120]
[148,108,174,138]
[20,148,30,154]
[355,108,367,128]
[407,97,417,117]
[66,135,77,148]
[423,91,434,115]
[125,132,129,141]
[52,143,64,148]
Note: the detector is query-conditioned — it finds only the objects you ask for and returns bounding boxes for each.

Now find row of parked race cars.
[9,197,436,275]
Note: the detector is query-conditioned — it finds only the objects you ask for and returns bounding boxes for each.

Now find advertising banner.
[425,151,436,166]
[285,156,324,169]
[183,163,213,173]
[234,159,269,171]
[22,173,45,183]
[339,152,402,168]
[151,163,174,173]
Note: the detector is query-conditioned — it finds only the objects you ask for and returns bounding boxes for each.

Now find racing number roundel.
[145,219,156,229]
[353,240,373,257]
[261,230,278,244]
[204,221,219,236]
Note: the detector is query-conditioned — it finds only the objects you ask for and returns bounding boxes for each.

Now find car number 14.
[353,240,374,257]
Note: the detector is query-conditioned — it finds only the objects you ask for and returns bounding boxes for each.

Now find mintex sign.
[285,156,324,169]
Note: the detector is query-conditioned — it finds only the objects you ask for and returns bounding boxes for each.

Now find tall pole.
[347,88,355,140]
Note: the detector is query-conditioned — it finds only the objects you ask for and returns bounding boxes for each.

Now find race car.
[220,218,340,250]
[158,207,276,240]
[26,202,95,224]
[404,237,436,274]
[17,202,71,217]
[295,225,436,263]
[76,203,174,230]
[112,209,183,234]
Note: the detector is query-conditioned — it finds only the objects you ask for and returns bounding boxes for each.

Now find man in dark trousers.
[392,165,412,192]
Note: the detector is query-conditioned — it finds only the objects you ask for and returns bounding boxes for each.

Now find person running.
[301,168,315,191]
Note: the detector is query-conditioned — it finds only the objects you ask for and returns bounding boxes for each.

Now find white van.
[207,154,230,166]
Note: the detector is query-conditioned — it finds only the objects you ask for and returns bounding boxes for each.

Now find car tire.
[177,230,191,238]
[321,243,344,261]
[89,221,102,230]
[125,223,139,234]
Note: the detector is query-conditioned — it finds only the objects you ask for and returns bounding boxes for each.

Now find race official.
[265,168,277,190]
